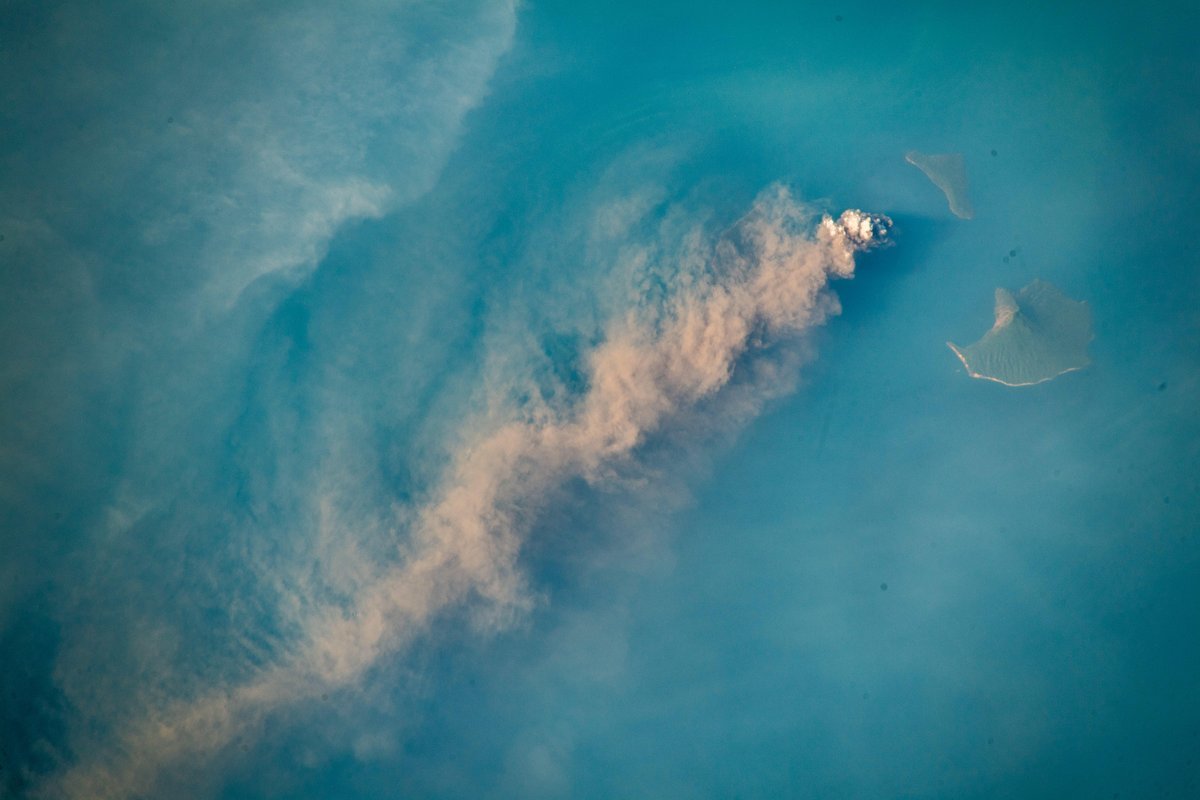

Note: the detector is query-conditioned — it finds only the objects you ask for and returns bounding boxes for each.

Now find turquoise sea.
[2,2,1197,798]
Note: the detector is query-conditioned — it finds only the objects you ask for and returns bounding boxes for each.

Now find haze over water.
[2,2,1198,799]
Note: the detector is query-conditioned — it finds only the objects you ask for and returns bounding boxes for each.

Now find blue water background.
[2,2,1197,798]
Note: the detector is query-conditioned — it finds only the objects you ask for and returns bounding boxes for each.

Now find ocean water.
[1,2,1197,799]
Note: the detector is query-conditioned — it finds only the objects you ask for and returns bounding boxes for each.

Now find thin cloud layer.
[1,0,517,312]
[46,186,891,799]
[0,1,518,795]
[0,0,518,620]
